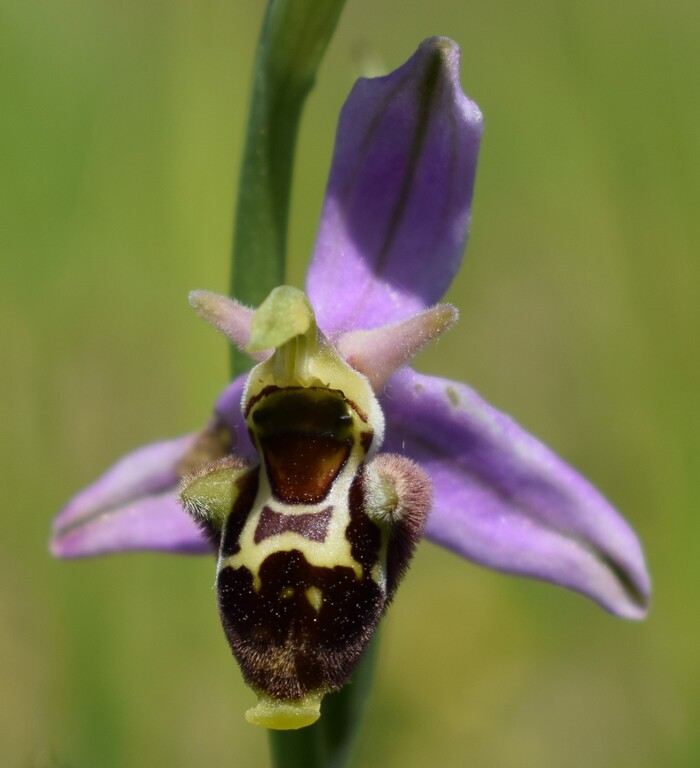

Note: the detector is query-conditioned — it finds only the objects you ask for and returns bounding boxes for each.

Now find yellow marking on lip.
[370,560,385,588]
[280,586,295,599]
[220,458,365,591]
[305,586,323,613]
[246,689,324,730]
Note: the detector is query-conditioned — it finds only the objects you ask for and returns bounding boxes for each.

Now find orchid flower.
[51,38,650,727]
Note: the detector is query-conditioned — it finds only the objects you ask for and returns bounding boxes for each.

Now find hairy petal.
[337,304,457,391]
[189,290,270,362]
[381,368,651,619]
[51,435,212,557]
[307,37,483,335]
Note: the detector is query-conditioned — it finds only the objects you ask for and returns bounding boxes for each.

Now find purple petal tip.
[51,434,212,558]
[307,37,483,335]
[382,368,651,620]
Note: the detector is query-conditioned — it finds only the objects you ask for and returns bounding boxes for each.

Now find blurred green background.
[2,0,698,766]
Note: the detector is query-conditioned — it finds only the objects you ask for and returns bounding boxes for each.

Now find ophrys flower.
[51,37,650,728]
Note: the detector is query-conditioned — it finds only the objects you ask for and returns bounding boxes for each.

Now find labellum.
[180,287,434,729]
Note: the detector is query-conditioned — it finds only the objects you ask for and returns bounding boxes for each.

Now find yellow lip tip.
[245,691,324,730]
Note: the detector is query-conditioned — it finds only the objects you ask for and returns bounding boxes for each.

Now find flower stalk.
[230,2,366,764]
[268,636,379,768]
[231,0,345,376]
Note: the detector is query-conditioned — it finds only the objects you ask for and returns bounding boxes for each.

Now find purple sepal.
[214,374,256,462]
[381,368,651,619]
[50,376,255,559]
[51,491,211,558]
[307,38,483,336]
[51,435,211,558]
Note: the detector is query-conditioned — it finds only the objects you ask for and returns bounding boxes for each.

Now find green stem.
[230,0,345,376]
[268,636,379,768]
[227,3,377,765]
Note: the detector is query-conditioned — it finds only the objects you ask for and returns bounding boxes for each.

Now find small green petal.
[179,458,249,532]
[247,286,316,353]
